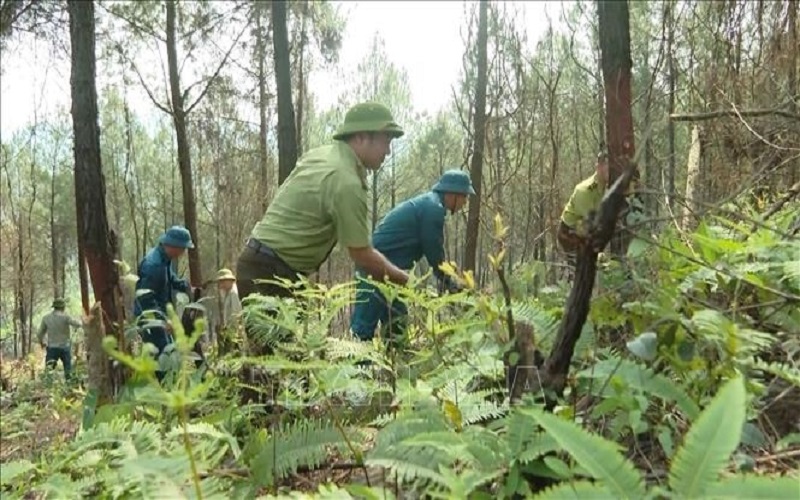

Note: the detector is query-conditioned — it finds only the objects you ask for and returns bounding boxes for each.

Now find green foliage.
[526,376,798,500]
[250,418,353,488]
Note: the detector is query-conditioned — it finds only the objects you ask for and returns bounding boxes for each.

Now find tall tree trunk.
[295,2,307,155]
[463,0,489,272]
[50,157,60,298]
[68,0,117,403]
[272,0,298,185]
[788,0,797,185]
[599,0,636,257]
[256,1,270,209]
[667,0,676,210]
[166,0,202,286]
[122,90,140,262]
[16,230,26,356]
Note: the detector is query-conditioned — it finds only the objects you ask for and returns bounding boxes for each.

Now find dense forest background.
[1,0,797,354]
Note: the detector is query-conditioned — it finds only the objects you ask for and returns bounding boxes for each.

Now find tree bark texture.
[68,0,117,403]
[463,0,489,272]
[272,0,298,185]
[166,0,202,286]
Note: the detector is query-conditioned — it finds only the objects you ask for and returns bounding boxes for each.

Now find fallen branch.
[670,108,800,122]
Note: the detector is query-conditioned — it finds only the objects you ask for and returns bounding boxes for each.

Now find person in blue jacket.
[349,169,475,345]
[134,225,196,376]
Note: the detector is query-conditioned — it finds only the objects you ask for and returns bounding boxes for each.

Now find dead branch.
[670,108,800,122]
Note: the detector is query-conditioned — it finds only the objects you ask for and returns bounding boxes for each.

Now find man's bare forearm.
[349,247,409,285]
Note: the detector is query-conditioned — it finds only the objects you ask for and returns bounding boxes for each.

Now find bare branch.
[184,22,248,116]
[115,43,172,115]
[670,108,800,122]
[0,0,35,38]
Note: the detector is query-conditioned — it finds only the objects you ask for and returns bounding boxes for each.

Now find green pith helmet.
[216,268,236,281]
[52,298,65,309]
[432,169,476,196]
[332,102,405,141]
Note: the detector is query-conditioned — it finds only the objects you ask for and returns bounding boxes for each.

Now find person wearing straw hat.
[236,102,411,303]
[134,225,196,378]
[37,298,84,380]
[198,268,243,346]
[349,169,475,346]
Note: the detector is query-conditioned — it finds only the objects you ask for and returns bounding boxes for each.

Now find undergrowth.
[1,200,798,499]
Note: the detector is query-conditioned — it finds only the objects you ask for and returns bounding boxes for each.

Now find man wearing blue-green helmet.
[134,225,196,378]
[349,169,475,346]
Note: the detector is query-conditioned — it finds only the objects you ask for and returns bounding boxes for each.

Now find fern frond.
[532,480,615,499]
[367,410,454,487]
[705,475,800,499]
[511,301,560,346]
[745,359,800,387]
[505,410,559,463]
[668,376,747,498]
[520,408,646,499]
[251,418,350,487]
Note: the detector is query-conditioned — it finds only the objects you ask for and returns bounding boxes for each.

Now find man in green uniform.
[558,151,640,265]
[37,298,84,380]
[236,102,410,301]
[557,151,609,258]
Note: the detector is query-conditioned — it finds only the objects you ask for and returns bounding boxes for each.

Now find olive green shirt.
[560,173,606,235]
[37,310,82,348]
[251,141,370,274]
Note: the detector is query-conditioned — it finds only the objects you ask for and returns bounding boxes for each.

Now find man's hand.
[348,246,409,286]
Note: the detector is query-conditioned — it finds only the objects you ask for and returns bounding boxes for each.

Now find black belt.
[246,238,278,258]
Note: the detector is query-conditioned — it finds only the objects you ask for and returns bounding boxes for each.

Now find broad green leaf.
[532,480,616,500]
[668,376,747,498]
[346,484,397,500]
[521,409,646,498]
[626,237,649,258]
[579,359,700,420]
[705,475,800,499]
[626,332,658,361]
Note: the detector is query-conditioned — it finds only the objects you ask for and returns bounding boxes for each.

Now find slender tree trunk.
[464,0,489,272]
[272,0,298,185]
[122,91,140,262]
[295,2,307,155]
[667,0,676,209]
[50,158,60,298]
[16,231,26,356]
[788,0,797,185]
[256,1,270,208]
[166,0,202,286]
[68,0,117,403]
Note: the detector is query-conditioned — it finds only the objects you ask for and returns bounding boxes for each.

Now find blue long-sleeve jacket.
[133,245,190,318]
[369,191,451,283]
